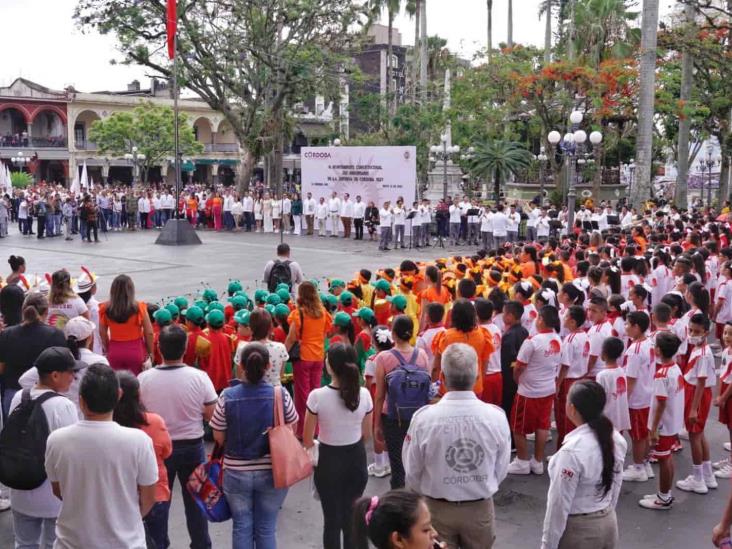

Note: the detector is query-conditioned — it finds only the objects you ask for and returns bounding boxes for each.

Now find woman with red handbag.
[210,343,298,549]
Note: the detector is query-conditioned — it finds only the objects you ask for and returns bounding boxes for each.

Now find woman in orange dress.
[212,192,224,231]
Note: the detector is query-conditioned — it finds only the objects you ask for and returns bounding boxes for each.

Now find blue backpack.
[385,349,431,425]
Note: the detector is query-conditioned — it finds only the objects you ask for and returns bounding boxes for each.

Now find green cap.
[310,278,320,289]
[329,278,346,290]
[164,302,180,318]
[153,308,172,326]
[206,301,224,314]
[333,311,352,327]
[233,310,251,326]
[254,289,269,304]
[228,295,248,311]
[352,307,376,323]
[227,280,243,294]
[273,303,291,318]
[326,294,338,308]
[388,294,408,311]
[373,279,391,293]
[264,304,276,316]
[174,296,189,311]
[275,283,290,293]
[202,288,218,303]
[205,309,225,328]
[185,305,204,324]
[266,293,282,306]
[320,292,329,304]
[194,299,207,310]
[276,288,291,303]
[339,291,353,305]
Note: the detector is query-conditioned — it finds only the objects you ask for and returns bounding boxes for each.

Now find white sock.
[376,452,387,468]
[693,464,703,482]
[659,491,672,502]
[703,461,713,476]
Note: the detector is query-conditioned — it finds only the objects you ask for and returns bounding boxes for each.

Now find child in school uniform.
[475,298,503,406]
[555,305,589,449]
[597,337,631,433]
[365,325,393,478]
[639,332,685,510]
[676,313,718,494]
[414,302,445,368]
[623,311,656,483]
[714,322,732,479]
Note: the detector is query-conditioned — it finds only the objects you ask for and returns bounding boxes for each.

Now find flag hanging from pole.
[167,0,177,59]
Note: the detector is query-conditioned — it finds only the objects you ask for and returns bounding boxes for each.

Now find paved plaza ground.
[0,225,726,548]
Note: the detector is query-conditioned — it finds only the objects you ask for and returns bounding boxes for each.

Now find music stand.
[406,210,417,249]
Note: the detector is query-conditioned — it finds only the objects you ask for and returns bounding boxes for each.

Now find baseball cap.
[164,303,180,318]
[234,310,251,326]
[276,288,291,303]
[254,289,269,304]
[333,311,352,327]
[227,280,243,294]
[387,295,408,311]
[153,308,173,326]
[206,301,224,313]
[264,304,276,316]
[64,316,96,341]
[174,296,189,311]
[329,278,346,291]
[205,309,225,328]
[339,291,353,305]
[185,305,204,324]
[273,304,291,318]
[202,288,218,303]
[35,347,84,374]
[372,279,391,293]
[266,293,282,306]
[228,295,248,311]
[275,283,290,293]
[352,307,376,323]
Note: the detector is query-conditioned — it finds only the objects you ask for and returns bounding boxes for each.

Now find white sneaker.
[679,429,689,441]
[530,458,544,475]
[645,462,655,479]
[622,466,648,482]
[0,497,9,512]
[368,463,391,478]
[725,442,731,452]
[639,495,674,510]
[676,475,709,494]
[507,459,531,475]
[705,474,719,489]
[715,464,732,479]
[713,459,730,469]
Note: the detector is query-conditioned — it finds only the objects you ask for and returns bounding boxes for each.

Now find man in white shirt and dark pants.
[353,195,366,240]
[138,326,218,549]
[243,192,254,232]
[303,192,317,235]
[404,343,510,548]
[340,193,354,238]
[328,192,341,237]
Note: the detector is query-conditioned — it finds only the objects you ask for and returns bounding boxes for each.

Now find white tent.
[80,161,89,191]
[69,172,80,196]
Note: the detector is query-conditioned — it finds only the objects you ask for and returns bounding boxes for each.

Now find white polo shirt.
[684,343,717,388]
[560,331,590,379]
[624,337,655,410]
[516,331,563,398]
[596,367,631,432]
[649,362,685,436]
[586,320,614,376]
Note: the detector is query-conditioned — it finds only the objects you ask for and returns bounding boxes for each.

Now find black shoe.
[383,247,391,251]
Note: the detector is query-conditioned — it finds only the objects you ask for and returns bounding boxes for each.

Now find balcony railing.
[75,140,97,150]
[204,143,238,152]
[0,136,67,148]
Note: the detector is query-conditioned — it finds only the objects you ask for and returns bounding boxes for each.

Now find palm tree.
[507,0,514,47]
[370,0,403,115]
[487,0,493,61]
[631,0,660,209]
[471,140,533,201]
[674,1,696,210]
[420,0,428,102]
[572,0,640,67]
[538,0,555,64]
[406,0,420,102]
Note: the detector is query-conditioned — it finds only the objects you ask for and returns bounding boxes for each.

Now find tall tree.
[420,0,428,101]
[75,0,371,193]
[631,0,660,208]
[674,2,696,209]
[472,140,532,200]
[487,0,493,61]
[541,0,552,64]
[408,0,420,102]
[507,0,514,47]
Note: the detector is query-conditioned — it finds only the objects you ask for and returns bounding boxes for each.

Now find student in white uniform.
[541,380,627,549]
[596,337,631,433]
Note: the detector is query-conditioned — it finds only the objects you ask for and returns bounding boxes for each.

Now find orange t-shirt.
[419,285,452,306]
[432,326,495,396]
[288,308,333,361]
[521,262,537,278]
[140,412,172,502]
[99,302,147,342]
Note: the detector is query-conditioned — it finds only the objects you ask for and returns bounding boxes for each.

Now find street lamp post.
[701,143,719,209]
[10,152,30,169]
[460,146,476,197]
[124,146,146,185]
[547,111,602,233]
[429,135,460,201]
[536,147,548,204]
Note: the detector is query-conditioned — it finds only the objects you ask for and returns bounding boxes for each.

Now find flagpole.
[173,33,181,220]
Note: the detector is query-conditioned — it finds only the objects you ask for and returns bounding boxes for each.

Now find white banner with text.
[300,146,417,206]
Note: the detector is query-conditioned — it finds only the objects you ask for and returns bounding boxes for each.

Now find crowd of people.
[3,197,732,548]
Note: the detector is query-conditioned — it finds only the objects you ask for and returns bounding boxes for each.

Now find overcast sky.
[1,0,676,93]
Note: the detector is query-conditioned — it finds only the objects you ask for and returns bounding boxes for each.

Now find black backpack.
[0,389,60,490]
[267,259,292,292]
